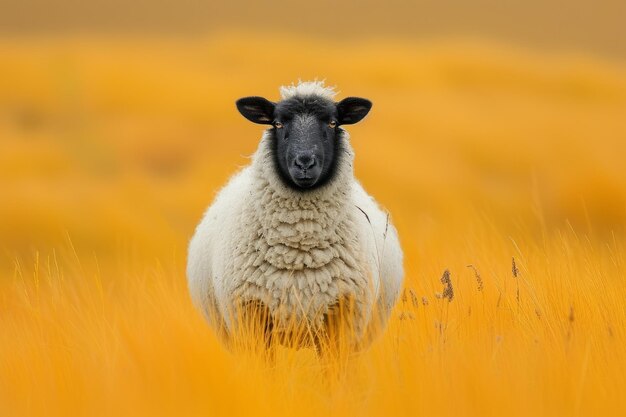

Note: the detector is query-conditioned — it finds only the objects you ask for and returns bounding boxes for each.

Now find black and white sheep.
[187,81,403,352]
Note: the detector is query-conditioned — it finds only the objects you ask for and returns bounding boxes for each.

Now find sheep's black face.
[272,98,338,189]
[236,94,372,191]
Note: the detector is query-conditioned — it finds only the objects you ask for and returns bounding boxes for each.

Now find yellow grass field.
[1,34,626,416]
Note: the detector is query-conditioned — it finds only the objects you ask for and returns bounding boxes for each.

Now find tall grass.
[1,34,625,416]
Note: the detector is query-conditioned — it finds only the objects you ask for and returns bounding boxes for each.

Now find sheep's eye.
[274,122,283,129]
[328,120,337,128]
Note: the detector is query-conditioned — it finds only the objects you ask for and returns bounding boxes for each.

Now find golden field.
[1,34,626,416]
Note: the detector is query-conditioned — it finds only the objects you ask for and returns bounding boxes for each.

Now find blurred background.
[1,0,625,271]
[2,2,626,417]
[3,0,626,58]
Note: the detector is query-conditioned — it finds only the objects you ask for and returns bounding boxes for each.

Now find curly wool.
[224,132,372,334]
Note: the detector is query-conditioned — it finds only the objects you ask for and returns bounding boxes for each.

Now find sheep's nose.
[294,153,316,170]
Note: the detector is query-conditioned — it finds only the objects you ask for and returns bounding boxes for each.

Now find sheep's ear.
[236,96,276,124]
[336,97,372,125]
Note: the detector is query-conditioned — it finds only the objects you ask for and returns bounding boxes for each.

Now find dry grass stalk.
[440,269,454,302]
[409,289,419,308]
[467,264,484,292]
[512,257,520,307]
[567,305,575,340]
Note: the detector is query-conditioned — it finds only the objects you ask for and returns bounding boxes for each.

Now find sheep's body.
[187,83,403,349]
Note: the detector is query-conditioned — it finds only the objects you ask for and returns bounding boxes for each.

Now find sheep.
[187,81,403,355]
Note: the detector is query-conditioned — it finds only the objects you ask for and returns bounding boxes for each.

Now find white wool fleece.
[187,86,403,347]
